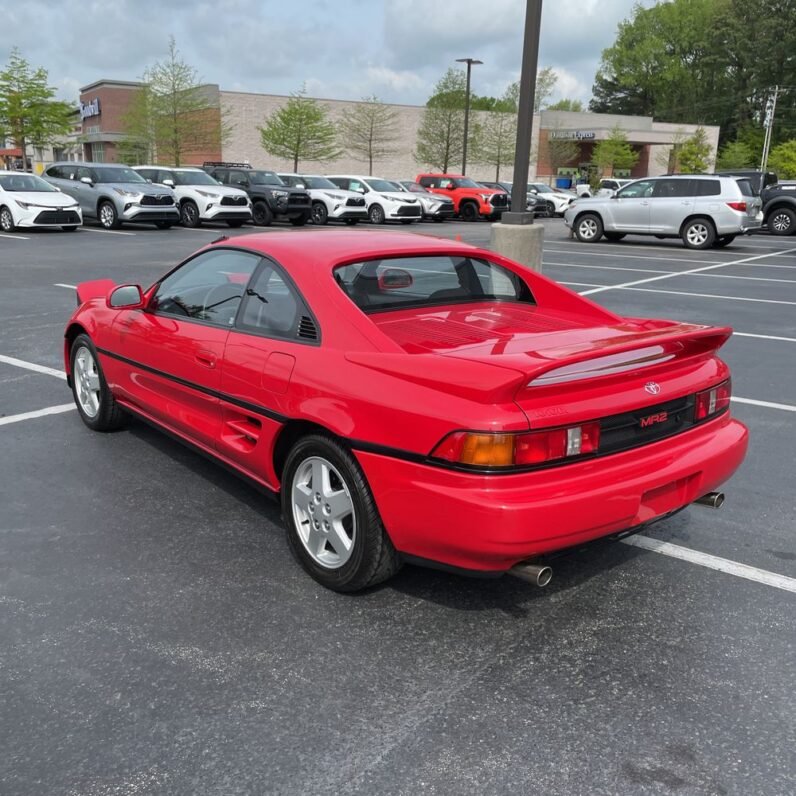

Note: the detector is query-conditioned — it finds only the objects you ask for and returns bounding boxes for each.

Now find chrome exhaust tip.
[694,491,725,509]
[509,561,553,587]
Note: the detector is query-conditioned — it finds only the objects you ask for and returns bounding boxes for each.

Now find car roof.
[49,161,128,168]
[134,165,203,172]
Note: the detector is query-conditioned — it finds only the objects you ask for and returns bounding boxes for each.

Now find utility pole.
[760,85,779,173]
[456,57,482,175]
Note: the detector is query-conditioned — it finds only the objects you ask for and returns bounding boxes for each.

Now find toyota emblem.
[645,382,661,396]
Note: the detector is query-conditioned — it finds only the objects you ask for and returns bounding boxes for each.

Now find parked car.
[576,178,633,199]
[277,174,368,226]
[326,175,421,224]
[202,162,311,226]
[416,173,508,221]
[0,171,82,232]
[133,166,251,228]
[564,175,763,249]
[42,162,179,229]
[64,231,747,592]
[393,181,454,221]
[527,182,575,215]
[716,170,796,236]
[479,180,554,217]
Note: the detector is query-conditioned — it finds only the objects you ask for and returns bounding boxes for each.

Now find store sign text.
[80,98,101,121]
[550,130,596,140]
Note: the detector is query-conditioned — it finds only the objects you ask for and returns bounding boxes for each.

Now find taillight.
[726,201,747,212]
[431,422,601,469]
[695,379,731,421]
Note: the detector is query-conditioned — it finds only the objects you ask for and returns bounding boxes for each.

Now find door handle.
[641,201,649,206]
[195,350,217,369]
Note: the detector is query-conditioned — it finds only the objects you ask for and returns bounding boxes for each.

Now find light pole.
[456,57,482,175]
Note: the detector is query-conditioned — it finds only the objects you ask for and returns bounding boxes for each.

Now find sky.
[2,0,652,107]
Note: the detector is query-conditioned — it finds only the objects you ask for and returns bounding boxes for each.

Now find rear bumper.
[356,414,748,572]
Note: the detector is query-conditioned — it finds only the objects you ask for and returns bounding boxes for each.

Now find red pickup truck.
[416,173,508,221]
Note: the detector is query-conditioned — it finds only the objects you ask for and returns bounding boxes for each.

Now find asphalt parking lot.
[1,217,794,795]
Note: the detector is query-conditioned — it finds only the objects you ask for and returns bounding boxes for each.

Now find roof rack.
[202,161,251,169]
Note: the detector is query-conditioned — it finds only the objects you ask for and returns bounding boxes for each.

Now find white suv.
[278,174,368,225]
[134,166,251,228]
[326,175,421,224]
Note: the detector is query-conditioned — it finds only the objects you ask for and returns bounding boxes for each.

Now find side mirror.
[80,177,93,186]
[378,268,413,290]
[108,284,145,309]
[162,178,175,187]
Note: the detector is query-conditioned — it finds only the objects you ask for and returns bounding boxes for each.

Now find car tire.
[281,434,402,592]
[290,213,309,227]
[62,225,79,232]
[70,334,127,432]
[460,201,479,222]
[226,220,244,228]
[767,208,795,236]
[0,206,17,232]
[344,218,359,226]
[311,202,329,225]
[574,213,603,243]
[368,204,385,225]
[713,235,736,248]
[252,201,273,226]
[98,201,121,230]
[604,232,626,242]
[682,218,715,249]
[180,201,201,228]
[544,202,555,218]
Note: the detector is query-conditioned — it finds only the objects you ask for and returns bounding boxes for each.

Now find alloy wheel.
[0,208,14,231]
[771,212,792,234]
[686,223,709,247]
[73,345,101,418]
[579,218,598,239]
[99,203,116,228]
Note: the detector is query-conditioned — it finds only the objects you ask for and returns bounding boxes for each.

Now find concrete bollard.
[490,221,544,273]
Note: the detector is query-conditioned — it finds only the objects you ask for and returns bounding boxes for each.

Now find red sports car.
[64,232,748,591]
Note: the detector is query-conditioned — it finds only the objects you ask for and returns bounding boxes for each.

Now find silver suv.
[42,162,179,229]
[564,175,763,249]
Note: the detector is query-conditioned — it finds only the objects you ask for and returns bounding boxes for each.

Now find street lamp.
[455,57,483,175]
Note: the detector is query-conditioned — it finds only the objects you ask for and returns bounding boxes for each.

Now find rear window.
[693,179,721,197]
[334,255,534,313]
[736,179,756,197]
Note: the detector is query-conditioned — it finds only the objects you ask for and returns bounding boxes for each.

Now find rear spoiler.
[523,324,732,387]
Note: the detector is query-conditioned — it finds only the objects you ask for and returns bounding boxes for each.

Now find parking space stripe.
[54,283,77,289]
[734,332,796,343]
[0,354,66,380]
[579,246,796,296]
[0,232,31,240]
[731,397,796,413]
[79,227,136,236]
[622,534,796,593]
[609,286,796,306]
[0,403,75,427]
[546,262,672,275]
[544,247,721,265]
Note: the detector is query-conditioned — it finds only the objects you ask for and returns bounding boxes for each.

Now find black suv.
[716,170,796,236]
[202,163,311,226]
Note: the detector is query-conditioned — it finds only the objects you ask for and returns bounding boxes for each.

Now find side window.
[76,166,93,183]
[439,178,453,189]
[157,170,174,184]
[736,179,755,197]
[617,180,654,199]
[328,178,348,190]
[152,249,261,327]
[418,176,435,188]
[45,166,62,179]
[229,170,249,187]
[137,169,156,182]
[238,261,310,341]
[652,179,694,198]
[348,179,368,193]
[694,179,721,197]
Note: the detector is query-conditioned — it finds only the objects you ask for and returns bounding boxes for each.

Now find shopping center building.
[67,79,719,183]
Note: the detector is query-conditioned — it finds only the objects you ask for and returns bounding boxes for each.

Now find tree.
[677,127,713,173]
[546,99,584,112]
[475,83,518,181]
[120,37,228,166]
[716,139,755,170]
[592,125,639,174]
[534,67,557,112]
[259,85,341,172]
[769,140,796,179]
[415,68,469,173]
[339,96,399,175]
[541,123,580,177]
[0,48,73,170]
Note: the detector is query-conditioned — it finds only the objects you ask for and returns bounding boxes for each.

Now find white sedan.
[0,171,83,232]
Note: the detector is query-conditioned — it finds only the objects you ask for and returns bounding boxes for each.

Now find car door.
[112,247,261,449]
[74,166,98,217]
[218,258,320,485]
[649,178,695,234]
[607,179,655,232]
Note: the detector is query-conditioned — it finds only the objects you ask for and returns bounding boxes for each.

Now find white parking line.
[579,246,796,296]
[548,261,796,284]
[734,332,796,343]
[0,403,75,427]
[0,354,66,380]
[612,286,796,306]
[54,283,77,289]
[0,232,31,240]
[79,227,136,236]
[544,247,721,265]
[622,535,796,593]
[732,397,796,413]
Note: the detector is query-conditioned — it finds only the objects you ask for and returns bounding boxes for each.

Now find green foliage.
[546,98,584,112]
[592,125,639,172]
[121,37,228,166]
[474,83,518,181]
[678,127,713,173]
[259,85,341,172]
[339,96,399,175]
[0,48,73,169]
[768,140,796,179]
[716,139,755,170]
[534,67,557,113]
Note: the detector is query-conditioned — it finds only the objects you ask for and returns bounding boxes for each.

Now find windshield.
[402,182,426,193]
[386,181,405,191]
[453,177,481,188]
[172,171,219,186]
[334,255,535,313]
[365,178,399,192]
[250,171,284,185]
[304,176,337,189]
[529,183,554,194]
[0,173,58,192]
[94,167,148,184]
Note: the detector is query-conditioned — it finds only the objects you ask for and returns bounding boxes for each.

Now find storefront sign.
[80,98,101,121]
[550,130,596,140]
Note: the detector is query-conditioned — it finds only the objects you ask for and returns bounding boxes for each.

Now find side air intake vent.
[297,315,318,341]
